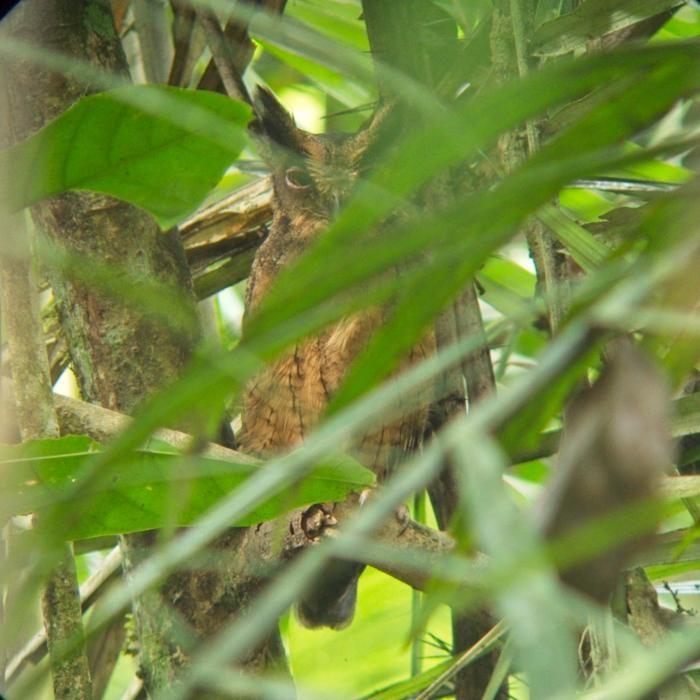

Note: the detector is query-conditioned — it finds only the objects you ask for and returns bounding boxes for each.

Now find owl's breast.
[238,310,435,479]
[238,313,376,455]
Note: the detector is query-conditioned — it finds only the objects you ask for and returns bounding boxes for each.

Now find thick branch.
[52,388,454,586]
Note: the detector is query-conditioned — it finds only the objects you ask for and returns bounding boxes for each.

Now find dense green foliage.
[2,0,700,698]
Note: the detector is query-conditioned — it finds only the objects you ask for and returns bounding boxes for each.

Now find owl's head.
[251,88,392,220]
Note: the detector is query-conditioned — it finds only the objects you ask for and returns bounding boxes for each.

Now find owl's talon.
[395,504,410,533]
[358,488,373,506]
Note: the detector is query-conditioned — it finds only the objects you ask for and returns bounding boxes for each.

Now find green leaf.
[531,0,683,57]
[243,43,700,414]
[477,256,539,320]
[673,391,700,438]
[0,436,374,540]
[0,85,251,228]
[654,4,700,40]
[360,658,452,699]
[286,0,370,52]
[480,256,536,300]
[538,204,611,271]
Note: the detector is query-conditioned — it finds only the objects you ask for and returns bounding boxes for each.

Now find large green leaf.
[0,435,374,540]
[0,85,251,228]
[322,46,700,414]
[287,0,369,52]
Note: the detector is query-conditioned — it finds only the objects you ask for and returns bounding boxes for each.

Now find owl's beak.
[330,191,342,218]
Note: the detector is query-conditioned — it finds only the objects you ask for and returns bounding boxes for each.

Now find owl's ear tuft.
[250,86,306,157]
[352,101,398,167]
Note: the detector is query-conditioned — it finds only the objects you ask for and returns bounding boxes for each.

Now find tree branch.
[180,176,272,297]
[197,9,252,104]
[133,0,173,84]
[51,387,455,588]
[196,0,287,96]
[168,0,205,87]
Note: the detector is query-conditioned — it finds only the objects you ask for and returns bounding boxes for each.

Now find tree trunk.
[1,1,286,695]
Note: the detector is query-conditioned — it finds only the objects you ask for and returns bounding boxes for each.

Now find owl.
[238,88,435,628]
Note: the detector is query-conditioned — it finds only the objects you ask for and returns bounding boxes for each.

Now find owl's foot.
[301,492,411,544]
[394,503,410,533]
[301,502,338,541]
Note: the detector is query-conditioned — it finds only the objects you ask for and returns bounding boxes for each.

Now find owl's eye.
[284,166,313,190]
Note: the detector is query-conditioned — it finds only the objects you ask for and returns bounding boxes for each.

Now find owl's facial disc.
[305,159,357,217]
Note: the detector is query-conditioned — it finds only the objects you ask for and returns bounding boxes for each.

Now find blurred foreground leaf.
[0,435,374,540]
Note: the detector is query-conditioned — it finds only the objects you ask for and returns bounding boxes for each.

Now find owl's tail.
[296,560,365,630]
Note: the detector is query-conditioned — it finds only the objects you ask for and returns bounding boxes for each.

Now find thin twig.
[509,0,567,333]
[433,283,498,700]
[196,0,287,95]
[168,0,205,87]
[455,283,496,404]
